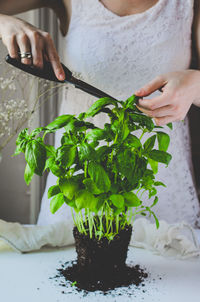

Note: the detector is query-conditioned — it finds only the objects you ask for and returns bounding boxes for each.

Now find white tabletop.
[0,243,200,302]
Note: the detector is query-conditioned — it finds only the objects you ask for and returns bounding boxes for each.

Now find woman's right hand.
[0,14,65,81]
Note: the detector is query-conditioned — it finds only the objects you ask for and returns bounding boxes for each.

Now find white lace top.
[37,0,200,227]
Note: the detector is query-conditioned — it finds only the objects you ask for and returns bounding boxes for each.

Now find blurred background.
[0,7,65,224]
[0,7,200,225]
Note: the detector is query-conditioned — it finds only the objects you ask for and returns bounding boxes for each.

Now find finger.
[44,33,65,81]
[30,32,44,69]
[154,116,174,126]
[137,94,170,111]
[135,76,167,97]
[5,35,19,59]
[16,33,32,65]
[136,104,174,118]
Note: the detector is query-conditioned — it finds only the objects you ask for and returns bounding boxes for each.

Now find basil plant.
[15,95,172,240]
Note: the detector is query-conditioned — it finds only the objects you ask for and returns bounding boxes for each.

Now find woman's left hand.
[135,70,200,126]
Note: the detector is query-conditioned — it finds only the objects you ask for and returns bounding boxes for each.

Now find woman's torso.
[44,0,200,227]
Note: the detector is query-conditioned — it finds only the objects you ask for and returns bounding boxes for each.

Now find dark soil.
[55,225,148,292]
[58,260,148,292]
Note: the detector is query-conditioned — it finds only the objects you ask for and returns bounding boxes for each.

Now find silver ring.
[19,52,32,59]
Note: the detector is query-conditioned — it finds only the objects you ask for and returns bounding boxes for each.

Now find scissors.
[5,54,116,100]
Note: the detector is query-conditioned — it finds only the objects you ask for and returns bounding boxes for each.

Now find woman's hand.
[135,70,200,126]
[0,14,65,81]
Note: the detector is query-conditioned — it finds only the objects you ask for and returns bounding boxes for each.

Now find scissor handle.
[5,54,72,83]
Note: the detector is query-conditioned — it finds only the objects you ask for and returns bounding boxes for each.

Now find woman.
[0,0,200,227]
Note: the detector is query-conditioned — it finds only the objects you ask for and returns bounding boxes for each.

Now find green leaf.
[86,129,106,141]
[45,115,73,131]
[83,178,102,194]
[59,178,78,200]
[152,211,160,229]
[154,181,166,187]
[45,145,56,157]
[48,185,61,199]
[30,127,44,138]
[45,157,65,177]
[123,192,141,207]
[148,150,172,165]
[126,135,142,148]
[64,119,94,133]
[16,128,29,145]
[148,158,158,174]
[12,140,27,156]
[129,113,155,131]
[150,196,159,208]
[56,145,77,168]
[78,112,86,120]
[75,190,98,211]
[25,140,46,176]
[143,135,156,152]
[24,163,34,185]
[96,146,111,160]
[50,193,65,214]
[167,123,173,130]
[157,132,170,152]
[109,194,124,208]
[78,142,95,162]
[88,161,111,193]
[117,150,147,187]
[124,94,139,109]
[86,97,118,117]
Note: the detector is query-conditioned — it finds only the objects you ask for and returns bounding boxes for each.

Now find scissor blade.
[68,77,117,100]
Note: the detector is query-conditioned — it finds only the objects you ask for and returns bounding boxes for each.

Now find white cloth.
[0,218,199,259]
[37,0,200,227]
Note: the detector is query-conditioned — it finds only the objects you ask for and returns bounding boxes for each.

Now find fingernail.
[58,73,65,81]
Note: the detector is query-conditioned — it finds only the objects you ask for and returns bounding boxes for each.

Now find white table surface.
[0,240,200,302]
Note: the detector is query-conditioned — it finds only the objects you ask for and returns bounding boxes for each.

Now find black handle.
[5,55,72,83]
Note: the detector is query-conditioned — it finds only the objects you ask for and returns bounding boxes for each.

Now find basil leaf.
[30,127,44,138]
[16,128,29,145]
[126,134,142,148]
[96,146,111,160]
[83,178,102,194]
[45,115,73,131]
[129,113,155,131]
[59,178,78,200]
[154,181,166,187]
[48,185,61,199]
[148,158,158,174]
[117,150,146,186]
[123,192,141,207]
[45,145,56,157]
[124,94,139,109]
[12,140,27,156]
[45,157,65,177]
[56,145,77,168]
[86,129,106,141]
[24,163,34,185]
[149,150,172,165]
[157,132,170,152]
[152,211,160,229]
[78,142,95,162]
[75,190,98,211]
[109,194,124,208]
[50,193,65,214]
[167,123,173,130]
[86,97,118,117]
[143,135,156,152]
[150,196,159,208]
[25,140,46,176]
[88,162,111,193]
